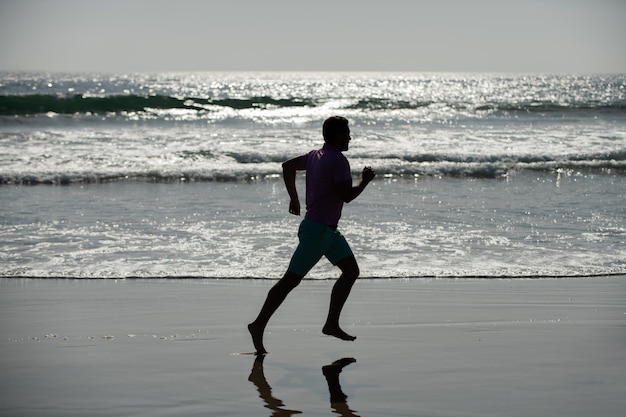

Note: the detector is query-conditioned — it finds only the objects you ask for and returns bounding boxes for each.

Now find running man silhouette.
[248,116,376,354]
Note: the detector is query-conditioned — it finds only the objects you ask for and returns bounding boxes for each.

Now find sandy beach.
[1,276,625,416]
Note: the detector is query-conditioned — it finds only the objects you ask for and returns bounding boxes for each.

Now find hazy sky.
[1,0,625,73]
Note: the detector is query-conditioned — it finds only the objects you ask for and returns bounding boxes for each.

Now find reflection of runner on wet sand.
[248,355,360,417]
[322,358,360,417]
[248,355,303,416]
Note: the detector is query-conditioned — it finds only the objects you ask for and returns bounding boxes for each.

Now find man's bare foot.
[322,325,356,341]
[248,322,268,355]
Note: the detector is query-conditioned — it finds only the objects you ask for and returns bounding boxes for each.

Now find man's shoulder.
[319,147,347,158]
[306,147,343,159]
[306,146,349,167]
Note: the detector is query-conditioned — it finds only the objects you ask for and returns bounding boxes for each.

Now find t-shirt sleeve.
[332,154,352,183]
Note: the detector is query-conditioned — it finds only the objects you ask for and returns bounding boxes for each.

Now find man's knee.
[279,270,304,291]
[337,256,359,279]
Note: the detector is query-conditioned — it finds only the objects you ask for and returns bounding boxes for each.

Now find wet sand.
[1,277,625,416]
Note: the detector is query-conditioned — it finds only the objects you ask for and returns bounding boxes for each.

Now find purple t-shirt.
[304,143,352,226]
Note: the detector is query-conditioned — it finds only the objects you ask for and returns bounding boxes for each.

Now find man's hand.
[288,198,301,216]
[362,166,376,183]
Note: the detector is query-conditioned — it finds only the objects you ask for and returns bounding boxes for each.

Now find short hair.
[322,116,349,143]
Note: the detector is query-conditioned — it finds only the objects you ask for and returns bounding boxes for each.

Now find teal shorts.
[287,218,354,277]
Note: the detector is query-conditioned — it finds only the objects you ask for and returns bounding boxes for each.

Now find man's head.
[323,116,351,151]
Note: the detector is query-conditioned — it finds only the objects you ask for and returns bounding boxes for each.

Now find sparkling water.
[1,72,624,278]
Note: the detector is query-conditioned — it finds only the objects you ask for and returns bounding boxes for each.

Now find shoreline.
[2,272,625,280]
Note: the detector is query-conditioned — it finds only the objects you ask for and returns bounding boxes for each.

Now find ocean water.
[1,72,625,279]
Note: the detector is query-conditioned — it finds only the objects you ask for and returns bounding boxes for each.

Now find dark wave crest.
[2,93,625,117]
[475,102,626,114]
[388,149,626,165]
[346,98,434,110]
[0,94,316,116]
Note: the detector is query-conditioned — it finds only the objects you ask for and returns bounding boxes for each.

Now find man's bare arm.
[282,155,307,215]
[336,166,376,203]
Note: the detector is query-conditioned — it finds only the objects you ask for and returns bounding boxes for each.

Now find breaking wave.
[2,149,624,185]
